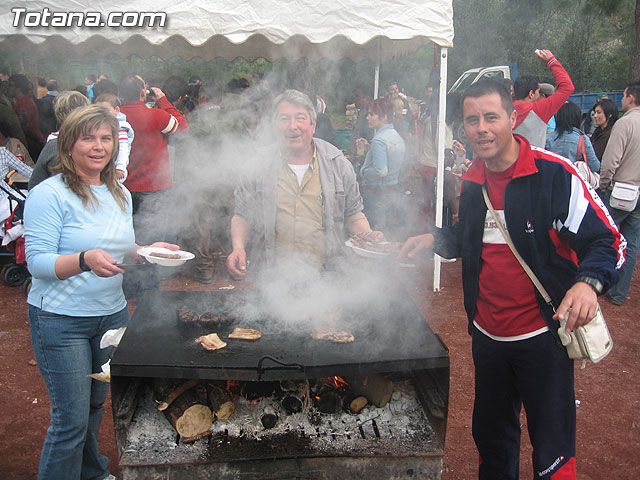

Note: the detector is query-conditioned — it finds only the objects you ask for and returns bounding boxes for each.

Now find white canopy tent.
[0,0,454,290]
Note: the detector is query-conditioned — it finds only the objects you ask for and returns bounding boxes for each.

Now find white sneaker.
[104,475,117,480]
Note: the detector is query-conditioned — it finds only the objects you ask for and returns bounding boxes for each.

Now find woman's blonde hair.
[53,90,90,127]
[53,105,128,211]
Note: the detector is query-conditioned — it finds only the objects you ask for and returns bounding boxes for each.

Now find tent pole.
[433,46,448,292]
[374,38,381,99]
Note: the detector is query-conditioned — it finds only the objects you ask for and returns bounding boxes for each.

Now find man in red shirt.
[119,74,189,245]
[400,79,623,480]
[512,49,574,148]
[8,74,45,159]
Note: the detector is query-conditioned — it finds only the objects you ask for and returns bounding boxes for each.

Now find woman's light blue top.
[24,174,135,316]
[360,124,406,186]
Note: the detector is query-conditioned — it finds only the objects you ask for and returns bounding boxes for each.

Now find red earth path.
[1,260,638,479]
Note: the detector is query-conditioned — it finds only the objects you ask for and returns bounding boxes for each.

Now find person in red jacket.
[8,73,45,159]
[119,74,189,245]
[512,49,574,148]
[119,74,189,298]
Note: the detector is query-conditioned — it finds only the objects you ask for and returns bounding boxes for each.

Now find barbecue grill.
[111,284,450,479]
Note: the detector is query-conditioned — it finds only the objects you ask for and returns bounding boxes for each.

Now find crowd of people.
[1,52,638,480]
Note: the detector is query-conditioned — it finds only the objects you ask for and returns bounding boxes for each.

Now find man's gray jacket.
[234,138,364,267]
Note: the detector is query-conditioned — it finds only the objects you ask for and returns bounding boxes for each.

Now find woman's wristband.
[79,251,91,272]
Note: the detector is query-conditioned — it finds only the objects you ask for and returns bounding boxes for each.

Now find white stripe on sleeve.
[161,115,178,135]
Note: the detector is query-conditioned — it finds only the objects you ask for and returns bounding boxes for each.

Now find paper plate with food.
[345,233,402,258]
[137,247,195,266]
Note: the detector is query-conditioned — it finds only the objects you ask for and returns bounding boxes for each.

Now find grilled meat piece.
[177,305,197,323]
[198,312,235,327]
[311,327,355,343]
[349,232,401,253]
[228,328,262,340]
[195,332,227,351]
[149,251,182,259]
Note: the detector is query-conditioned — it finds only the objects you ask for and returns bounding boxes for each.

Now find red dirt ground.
[1,259,639,479]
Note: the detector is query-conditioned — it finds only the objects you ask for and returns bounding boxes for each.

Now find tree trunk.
[632,0,640,81]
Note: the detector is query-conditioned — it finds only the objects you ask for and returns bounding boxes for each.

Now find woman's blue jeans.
[28,305,129,480]
[602,190,640,304]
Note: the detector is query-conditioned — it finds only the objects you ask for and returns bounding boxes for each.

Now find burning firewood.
[344,374,393,408]
[315,390,343,414]
[241,381,278,401]
[205,382,235,420]
[163,384,213,438]
[281,395,303,414]
[180,430,212,444]
[261,406,278,429]
[153,378,199,411]
[343,393,368,414]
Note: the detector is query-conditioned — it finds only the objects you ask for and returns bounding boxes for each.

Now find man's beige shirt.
[275,146,364,265]
[276,149,325,264]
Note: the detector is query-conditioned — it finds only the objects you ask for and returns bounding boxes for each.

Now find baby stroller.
[1,167,30,292]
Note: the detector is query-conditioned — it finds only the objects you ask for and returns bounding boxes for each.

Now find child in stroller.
[1,147,33,288]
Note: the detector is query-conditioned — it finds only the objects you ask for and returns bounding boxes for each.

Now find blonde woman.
[24,105,177,480]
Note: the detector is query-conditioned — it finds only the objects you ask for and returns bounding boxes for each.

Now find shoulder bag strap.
[481,185,555,309]
[577,134,587,163]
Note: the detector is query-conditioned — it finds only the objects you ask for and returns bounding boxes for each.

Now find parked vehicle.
[447,64,623,140]
[568,91,623,115]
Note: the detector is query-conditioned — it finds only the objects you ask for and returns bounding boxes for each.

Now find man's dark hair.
[162,76,189,103]
[92,79,119,99]
[85,74,97,83]
[119,75,144,103]
[37,75,46,87]
[596,98,619,128]
[9,74,29,94]
[461,79,514,114]
[189,75,202,84]
[625,81,640,106]
[46,79,58,92]
[513,74,540,101]
[553,101,582,138]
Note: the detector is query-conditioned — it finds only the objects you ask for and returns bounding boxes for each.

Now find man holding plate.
[399,79,624,480]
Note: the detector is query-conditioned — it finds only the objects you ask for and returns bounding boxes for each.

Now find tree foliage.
[449,0,635,92]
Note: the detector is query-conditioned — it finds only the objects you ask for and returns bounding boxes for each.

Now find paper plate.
[137,247,195,266]
[345,239,396,258]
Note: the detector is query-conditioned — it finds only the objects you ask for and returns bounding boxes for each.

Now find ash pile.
[123,374,437,463]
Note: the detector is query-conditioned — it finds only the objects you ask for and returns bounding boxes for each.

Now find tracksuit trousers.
[471,328,577,480]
